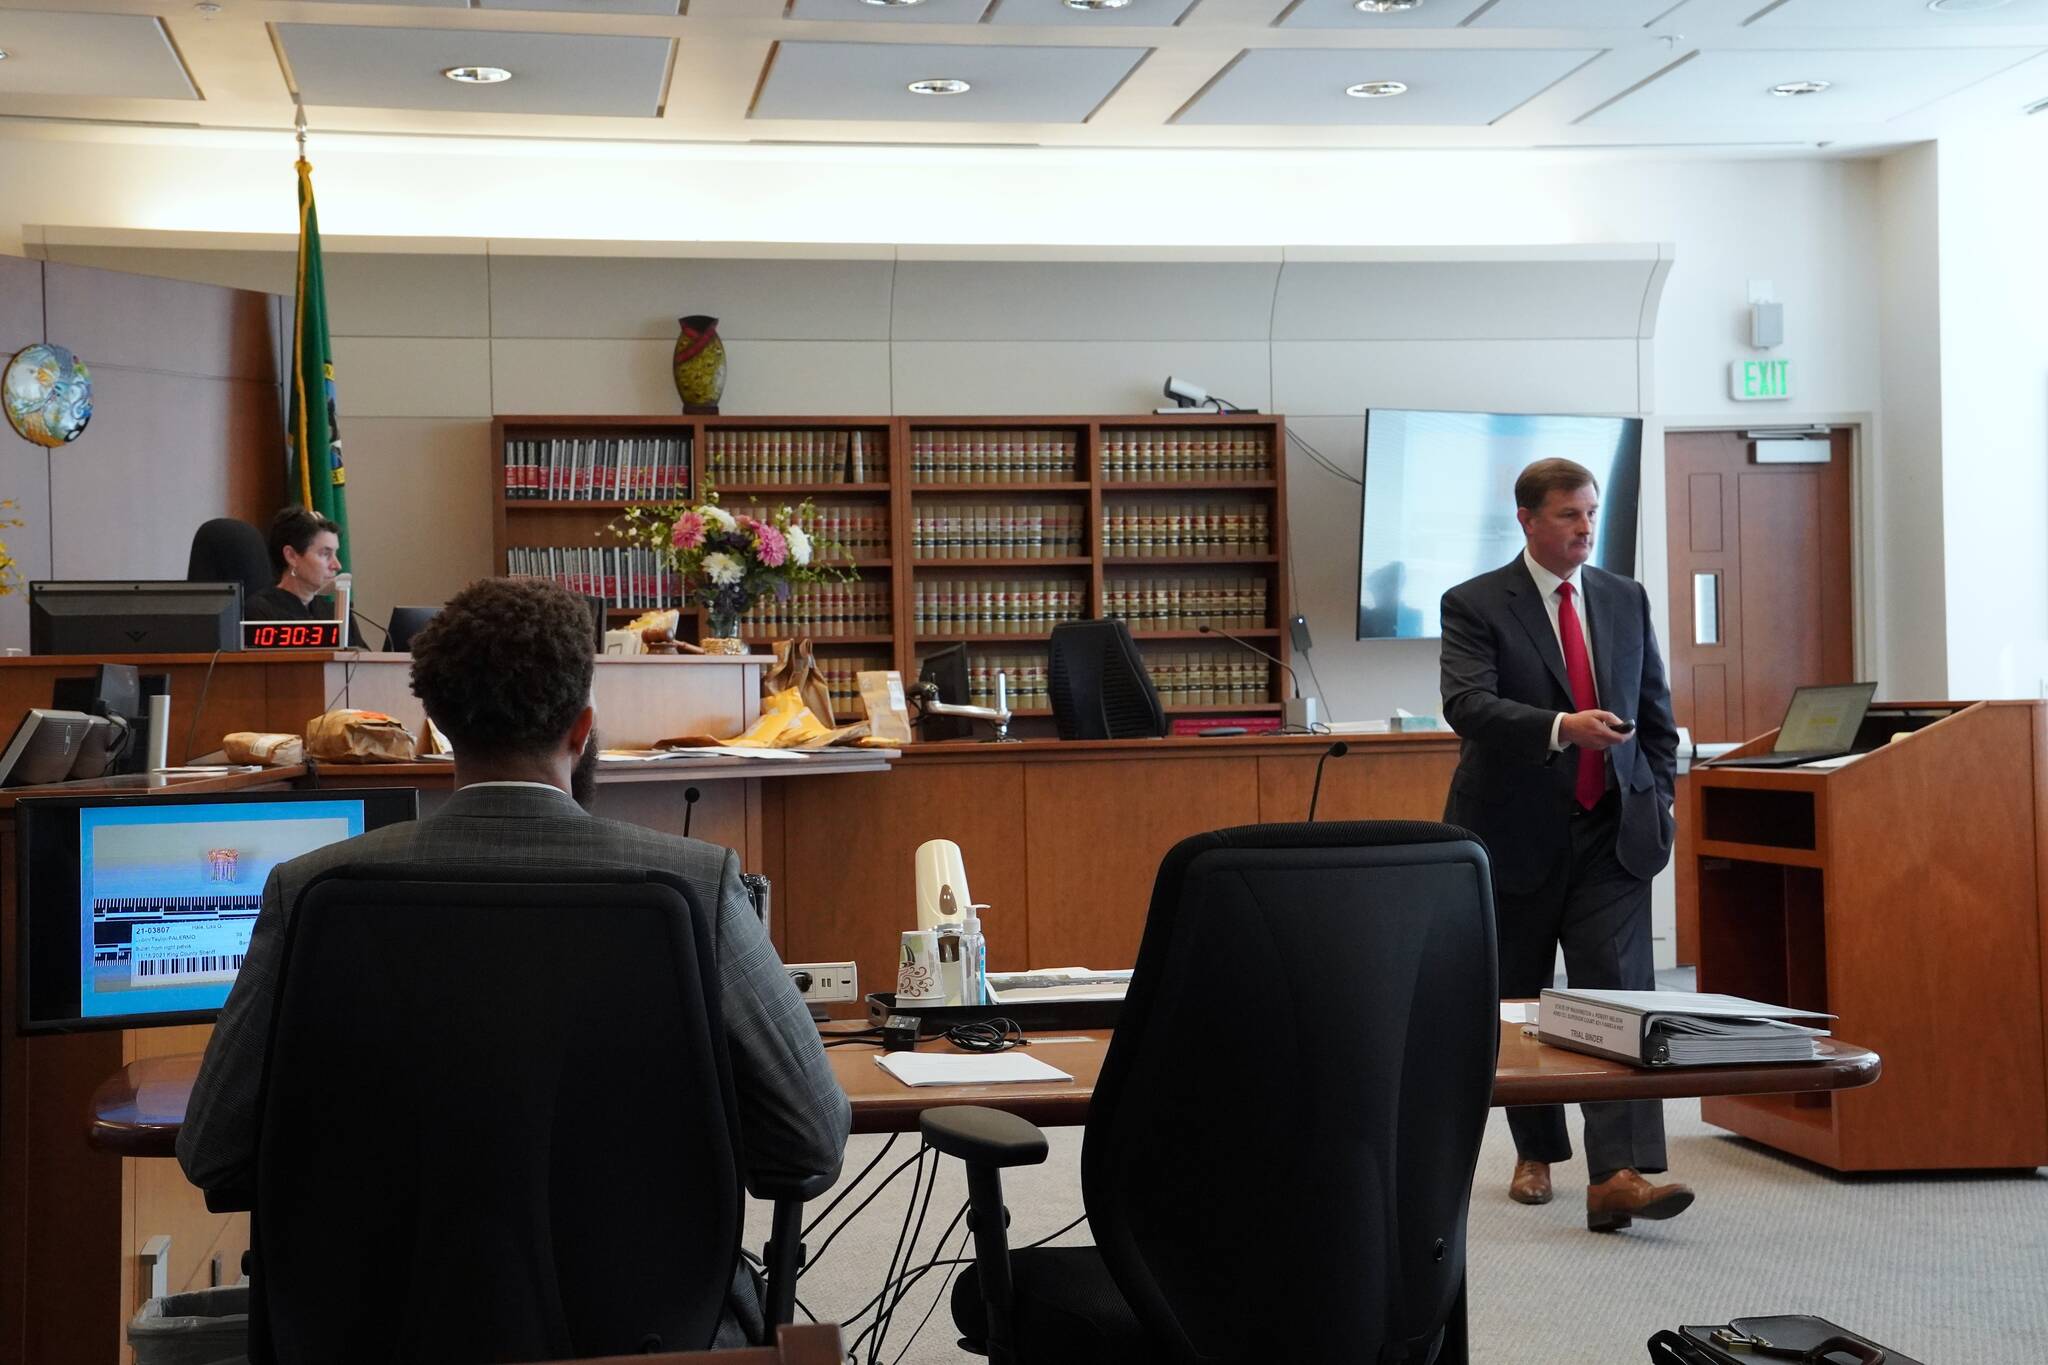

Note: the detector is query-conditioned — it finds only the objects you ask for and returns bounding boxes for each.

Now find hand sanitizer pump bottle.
[960,903,991,1006]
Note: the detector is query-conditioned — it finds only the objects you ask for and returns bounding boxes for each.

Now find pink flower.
[753,523,789,568]
[671,511,705,551]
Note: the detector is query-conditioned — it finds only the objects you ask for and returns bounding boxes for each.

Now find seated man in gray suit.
[177,575,850,1345]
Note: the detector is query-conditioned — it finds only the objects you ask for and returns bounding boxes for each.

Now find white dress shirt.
[1522,548,1596,753]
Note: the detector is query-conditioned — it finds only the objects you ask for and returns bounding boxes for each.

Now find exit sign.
[1731,358,1794,401]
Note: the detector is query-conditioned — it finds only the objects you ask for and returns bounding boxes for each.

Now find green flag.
[287,156,349,569]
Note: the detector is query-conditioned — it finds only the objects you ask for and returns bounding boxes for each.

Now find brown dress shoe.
[1586,1169,1695,1232]
[1509,1159,1552,1205]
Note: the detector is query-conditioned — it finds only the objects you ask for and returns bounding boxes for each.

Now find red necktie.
[1557,582,1604,811]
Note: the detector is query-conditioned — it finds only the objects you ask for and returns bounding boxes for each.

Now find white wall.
[1875,144,1949,702]
[1937,124,2048,701]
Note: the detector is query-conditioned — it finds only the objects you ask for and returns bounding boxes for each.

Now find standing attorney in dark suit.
[1439,457,1690,1233]
[179,576,850,1344]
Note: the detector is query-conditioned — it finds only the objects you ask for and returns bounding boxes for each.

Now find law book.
[1537,989,1833,1067]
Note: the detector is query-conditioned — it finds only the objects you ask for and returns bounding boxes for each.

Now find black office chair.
[187,518,272,602]
[248,864,824,1364]
[926,821,1500,1365]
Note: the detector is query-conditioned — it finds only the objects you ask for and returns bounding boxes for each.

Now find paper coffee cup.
[896,929,943,1004]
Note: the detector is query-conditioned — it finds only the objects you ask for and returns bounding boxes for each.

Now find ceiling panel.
[753,41,1148,121]
[1578,45,2043,126]
[1274,0,1490,29]
[275,24,673,117]
[1179,46,1601,123]
[1470,0,1693,27]
[481,0,684,11]
[784,0,994,25]
[0,10,197,100]
[306,1,683,10]
[1747,0,2048,27]
[986,0,1203,27]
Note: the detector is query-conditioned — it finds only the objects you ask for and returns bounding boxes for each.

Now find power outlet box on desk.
[787,961,859,1004]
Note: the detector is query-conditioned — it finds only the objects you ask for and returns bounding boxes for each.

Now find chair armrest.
[751,1171,837,1203]
[920,1107,1049,1168]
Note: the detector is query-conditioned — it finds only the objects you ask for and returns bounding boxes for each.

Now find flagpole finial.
[294,104,308,159]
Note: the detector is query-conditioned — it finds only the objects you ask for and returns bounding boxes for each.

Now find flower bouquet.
[609,489,853,652]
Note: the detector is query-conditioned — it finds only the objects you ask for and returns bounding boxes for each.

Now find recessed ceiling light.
[0,50,9,62]
[1345,80,1408,98]
[907,78,971,95]
[1354,0,1421,10]
[1928,0,2013,13]
[863,0,927,7]
[1066,0,1134,9]
[1770,80,1830,97]
[442,66,513,85]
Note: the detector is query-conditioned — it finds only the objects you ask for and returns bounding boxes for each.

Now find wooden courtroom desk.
[1689,699,2048,1172]
[86,1018,1881,1152]
[759,731,1463,1011]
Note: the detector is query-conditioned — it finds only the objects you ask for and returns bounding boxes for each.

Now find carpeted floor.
[753,1098,2048,1363]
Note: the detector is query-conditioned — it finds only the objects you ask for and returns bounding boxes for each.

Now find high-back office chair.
[926,821,1500,1365]
[250,865,818,1365]
[187,518,272,602]
[1047,619,1167,740]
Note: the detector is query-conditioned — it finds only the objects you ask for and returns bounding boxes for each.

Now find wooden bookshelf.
[490,412,1290,728]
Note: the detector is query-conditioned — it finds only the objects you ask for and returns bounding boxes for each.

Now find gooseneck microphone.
[1307,741,1350,822]
[682,786,702,839]
[1197,624,1318,731]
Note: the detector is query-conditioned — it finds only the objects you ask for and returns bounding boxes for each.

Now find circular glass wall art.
[4,343,93,447]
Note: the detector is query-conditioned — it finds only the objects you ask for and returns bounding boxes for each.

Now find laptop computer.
[1709,682,1879,768]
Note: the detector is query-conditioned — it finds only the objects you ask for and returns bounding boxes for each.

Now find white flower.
[702,551,743,585]
[784,526,813,567]
[701,504,737,532]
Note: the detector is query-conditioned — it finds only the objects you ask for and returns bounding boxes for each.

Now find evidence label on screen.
[76,799,366,1019]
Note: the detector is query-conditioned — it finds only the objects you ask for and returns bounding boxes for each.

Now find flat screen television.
[29,580,242,654]
[16,787,418,1032]
[1356,409,1643,640]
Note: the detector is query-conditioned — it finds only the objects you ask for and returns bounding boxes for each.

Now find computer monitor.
[917,642,973,742]
[1048,619,1167,741]
[0,709,101,787]
[16,787,419,1032]
[385,605,441,653]
[29,581,241,655]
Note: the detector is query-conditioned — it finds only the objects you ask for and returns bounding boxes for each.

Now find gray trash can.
[127,1285,249,1365]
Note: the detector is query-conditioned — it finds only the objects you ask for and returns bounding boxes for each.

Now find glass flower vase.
[701,608,748,655]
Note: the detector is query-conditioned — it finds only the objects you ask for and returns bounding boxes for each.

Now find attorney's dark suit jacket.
[1440,557,1679,895]
[177,782,849,1346]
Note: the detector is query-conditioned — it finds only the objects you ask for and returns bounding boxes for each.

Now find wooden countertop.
[87,1017,1879,1156]
[896,730,1460,762]
[0,651,765,668]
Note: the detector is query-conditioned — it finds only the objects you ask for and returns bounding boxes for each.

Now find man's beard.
[571,727,600,810]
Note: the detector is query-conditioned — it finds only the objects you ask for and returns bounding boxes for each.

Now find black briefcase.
[1648,1316,1924,1365]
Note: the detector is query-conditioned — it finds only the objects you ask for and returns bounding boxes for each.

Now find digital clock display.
[242,621,344,650]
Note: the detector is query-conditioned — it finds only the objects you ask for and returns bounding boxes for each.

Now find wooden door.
[1665,428,1854,966]
[1664,429,1854,743]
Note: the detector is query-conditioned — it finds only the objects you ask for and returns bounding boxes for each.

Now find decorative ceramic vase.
[701,608,748,655]
[3,343,93,447]
[672,315,726,415]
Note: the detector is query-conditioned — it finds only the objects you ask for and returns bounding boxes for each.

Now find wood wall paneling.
[1254,749,1455,825]
[775,764,1030,995]
[1024,757,1261,970]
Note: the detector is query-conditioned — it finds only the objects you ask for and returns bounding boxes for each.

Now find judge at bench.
[244,505,341,622]
[1439,457,1689,1233]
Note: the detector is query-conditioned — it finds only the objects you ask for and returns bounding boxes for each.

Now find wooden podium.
[1690,700,2048,1171]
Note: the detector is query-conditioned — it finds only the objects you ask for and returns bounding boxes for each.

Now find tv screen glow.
[1356,409,1642,641]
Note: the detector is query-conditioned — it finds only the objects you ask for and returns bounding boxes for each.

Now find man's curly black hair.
[409,577,595,759]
